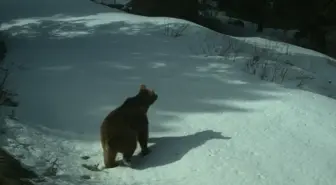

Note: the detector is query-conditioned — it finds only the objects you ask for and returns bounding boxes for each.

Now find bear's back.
[100,97,144,138]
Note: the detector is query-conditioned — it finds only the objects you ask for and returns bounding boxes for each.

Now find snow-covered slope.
[1,0,336,185]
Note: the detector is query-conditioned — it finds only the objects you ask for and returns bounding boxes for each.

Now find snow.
[1,0,336,185]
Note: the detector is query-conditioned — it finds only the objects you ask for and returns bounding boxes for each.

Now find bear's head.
[137,84,158,107]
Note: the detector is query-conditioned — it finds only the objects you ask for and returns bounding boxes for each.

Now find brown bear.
[100,84,158,168]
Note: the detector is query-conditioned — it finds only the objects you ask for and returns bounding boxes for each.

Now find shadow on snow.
[131,129,231,170]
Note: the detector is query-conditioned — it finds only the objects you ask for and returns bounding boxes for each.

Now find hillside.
[1,0,336,185]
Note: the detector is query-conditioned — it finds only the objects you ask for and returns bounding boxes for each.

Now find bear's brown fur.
[100,84,158,168]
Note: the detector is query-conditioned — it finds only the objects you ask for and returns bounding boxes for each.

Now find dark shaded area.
[215,0,336,57]
[0,38,6,62]
[0,148,38,185]
[131,130,231,170]
[104,0,199,23]
[94,0,336,58]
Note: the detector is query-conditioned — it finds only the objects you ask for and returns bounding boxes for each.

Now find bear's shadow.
[131,130,231,170]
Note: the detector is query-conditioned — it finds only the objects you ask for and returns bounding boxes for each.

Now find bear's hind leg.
[121,135,137,167]
[104,147,118,168]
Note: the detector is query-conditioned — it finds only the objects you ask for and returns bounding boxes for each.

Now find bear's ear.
[140,84,146,91]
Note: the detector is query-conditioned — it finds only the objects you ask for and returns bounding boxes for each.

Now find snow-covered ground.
[1,0,336,185]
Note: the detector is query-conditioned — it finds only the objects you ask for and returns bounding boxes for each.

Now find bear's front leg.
[122,133,137,167]
[138,123,151,156]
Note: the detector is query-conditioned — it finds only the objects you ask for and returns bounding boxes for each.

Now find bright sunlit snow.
[1,0,336,185]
